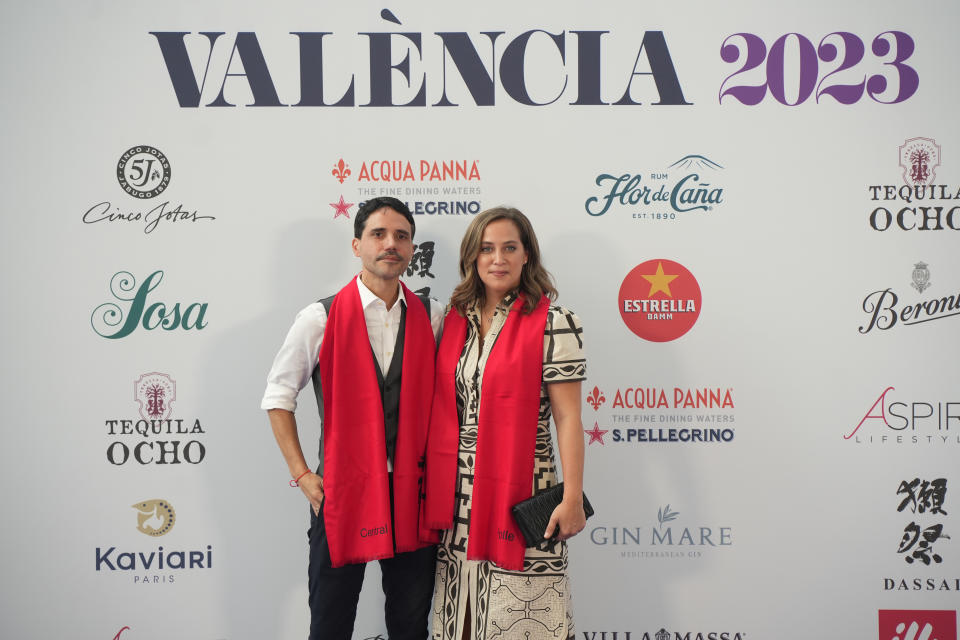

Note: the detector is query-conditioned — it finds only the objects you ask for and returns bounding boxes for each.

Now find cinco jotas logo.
[133,499,176,537]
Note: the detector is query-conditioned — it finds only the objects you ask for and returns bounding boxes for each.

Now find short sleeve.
[543,305,586,384]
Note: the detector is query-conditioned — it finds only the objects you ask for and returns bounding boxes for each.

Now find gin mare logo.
[91,271,208,339]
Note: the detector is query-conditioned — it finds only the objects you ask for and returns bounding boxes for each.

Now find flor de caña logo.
[584,155,725,221]
[82,146,215,234]
[619,260,702,342]
[91,271,208,339]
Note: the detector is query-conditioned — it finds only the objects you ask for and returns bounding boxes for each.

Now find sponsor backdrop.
[1,1,957,639]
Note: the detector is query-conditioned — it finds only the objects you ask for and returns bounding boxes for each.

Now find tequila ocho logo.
[868,137,960,233]
[585,155,724,220]
[91,271,209,339]
[106,372,207,467]
[619,260,702,342]
[133,499,176,537]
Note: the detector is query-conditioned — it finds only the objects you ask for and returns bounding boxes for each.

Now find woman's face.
[476,218,528,302]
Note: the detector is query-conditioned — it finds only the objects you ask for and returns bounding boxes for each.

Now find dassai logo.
[878,610,956,640]
[619,260,702,342]
[106,372,208,467]
[585,155,724,220]
[133,499,176,537]
[91,271,209,339]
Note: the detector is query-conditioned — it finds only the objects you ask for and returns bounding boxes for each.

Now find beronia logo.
[619,260,702,342]
[878,610,956,640]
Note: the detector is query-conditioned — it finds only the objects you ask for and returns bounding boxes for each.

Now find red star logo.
[330,195,354,219]
[584,422,608,445]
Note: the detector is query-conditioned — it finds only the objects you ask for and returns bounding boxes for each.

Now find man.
[262,197,443,640]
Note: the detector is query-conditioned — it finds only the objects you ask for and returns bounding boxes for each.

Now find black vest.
[311,292,430,470]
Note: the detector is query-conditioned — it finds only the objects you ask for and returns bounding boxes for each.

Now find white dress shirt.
[261,276,444,413]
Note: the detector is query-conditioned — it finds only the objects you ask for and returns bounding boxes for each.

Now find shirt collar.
[356,274,406,310]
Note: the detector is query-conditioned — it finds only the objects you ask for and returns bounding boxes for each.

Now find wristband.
[290,470,311,487]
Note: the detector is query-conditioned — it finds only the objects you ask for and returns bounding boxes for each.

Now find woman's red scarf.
[421,294,549,571]
[318,277,435,568]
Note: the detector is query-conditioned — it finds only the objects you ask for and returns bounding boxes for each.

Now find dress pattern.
[432,293,586,640]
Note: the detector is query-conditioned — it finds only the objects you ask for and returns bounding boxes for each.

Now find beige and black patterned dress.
[432,293,586,640]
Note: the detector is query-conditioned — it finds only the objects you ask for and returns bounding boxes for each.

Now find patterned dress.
[432,293,586,640]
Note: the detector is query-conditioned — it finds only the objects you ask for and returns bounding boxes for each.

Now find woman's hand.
[543,497,587,541]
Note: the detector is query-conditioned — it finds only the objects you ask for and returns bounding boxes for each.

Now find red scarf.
[318,277,435,567]
[422,294,549,570]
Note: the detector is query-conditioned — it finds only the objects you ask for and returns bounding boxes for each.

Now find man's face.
[352,207,414,283]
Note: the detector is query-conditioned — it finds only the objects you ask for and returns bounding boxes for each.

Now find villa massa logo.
[900,138,941,186]
[133,499,176,537]
[879,610,957,640]
[619,260,702,342]
[134,373,176,421]
[116,146,171,199]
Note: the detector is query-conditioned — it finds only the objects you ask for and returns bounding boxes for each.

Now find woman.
[422,207,587,640]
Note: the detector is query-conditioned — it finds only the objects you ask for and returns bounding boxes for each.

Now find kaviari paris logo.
[133,499,176,537]
[619,260,702,342]
[585,155,724,220]
[91,271,208,339]
[96,500,213,584]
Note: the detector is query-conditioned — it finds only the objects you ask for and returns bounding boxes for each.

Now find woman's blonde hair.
[449,207,557,315]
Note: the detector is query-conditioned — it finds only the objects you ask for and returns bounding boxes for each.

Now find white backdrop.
[1,1,957,639]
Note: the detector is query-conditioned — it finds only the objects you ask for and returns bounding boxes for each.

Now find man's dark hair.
[354,197,416,239]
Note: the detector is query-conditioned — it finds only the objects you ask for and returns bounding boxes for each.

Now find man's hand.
[299,472,325,515]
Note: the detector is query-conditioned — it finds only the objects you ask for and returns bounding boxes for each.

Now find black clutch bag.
[511,482,595,547]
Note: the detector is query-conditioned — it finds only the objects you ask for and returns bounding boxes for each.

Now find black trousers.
[307,501,436,640]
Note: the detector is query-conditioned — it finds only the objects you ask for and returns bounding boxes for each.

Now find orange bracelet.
[290,470,311,487]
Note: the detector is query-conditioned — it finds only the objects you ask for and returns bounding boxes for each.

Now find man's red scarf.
[421,294,549,571]
[318,277,435,568]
